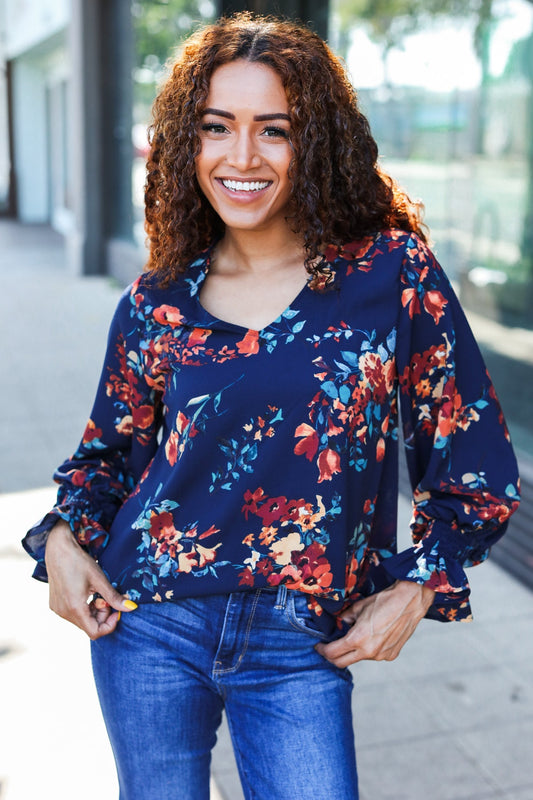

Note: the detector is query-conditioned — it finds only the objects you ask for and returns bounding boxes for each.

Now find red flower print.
[153,304,185,327]
[376,437,386,461]
[187,327,211,348]
[256,558,273,576]
[82,419,103,444]
[286,542,333,592]
[317,448,341,482]
[199,524,220,540]
[242,487,268,519]
[259,525,278,545]
[294,423,319,461]
[363,498,374,515]
[256,495,289,525]
[176,411,189,434]
[71,469,87,487]
[165,431,179,466]
[238,567,255,587]
[150,511,183,559]
[401,287,421,318]
[216,345,236,363]
[236,329,260,356]
[423,290,448,325]
[132,404,154,430]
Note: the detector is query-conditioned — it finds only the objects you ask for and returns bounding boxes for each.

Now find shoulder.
[325,230,426,271]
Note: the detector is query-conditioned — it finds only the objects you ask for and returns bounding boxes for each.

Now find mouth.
[217,178,272,193]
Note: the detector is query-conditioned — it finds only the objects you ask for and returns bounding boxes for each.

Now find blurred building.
[0,0,139,283]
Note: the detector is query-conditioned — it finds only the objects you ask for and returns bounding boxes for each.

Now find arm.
[45,520,138,639]
[319,235,520,665]
[22,283,162,635]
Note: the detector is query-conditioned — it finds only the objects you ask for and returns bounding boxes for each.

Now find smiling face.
[195,60,294,238]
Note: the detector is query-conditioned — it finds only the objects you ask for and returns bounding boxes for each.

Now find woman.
[23,13,520,800]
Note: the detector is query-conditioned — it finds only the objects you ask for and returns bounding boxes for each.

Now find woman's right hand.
[44,520,137,639]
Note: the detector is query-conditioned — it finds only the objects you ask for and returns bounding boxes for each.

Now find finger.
[318,645,362,668]
[79,603,122,639]
[89,572,138,613]
[315,635,361,660]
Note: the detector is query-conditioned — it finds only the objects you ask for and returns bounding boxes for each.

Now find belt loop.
[274,584,288,609]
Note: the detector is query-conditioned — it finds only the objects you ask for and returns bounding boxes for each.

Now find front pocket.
[285,591,333,641]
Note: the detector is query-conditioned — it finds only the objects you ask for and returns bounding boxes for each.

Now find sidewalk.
[1,220,532,800]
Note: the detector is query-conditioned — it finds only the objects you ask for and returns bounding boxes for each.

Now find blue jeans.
[91,586,358,800]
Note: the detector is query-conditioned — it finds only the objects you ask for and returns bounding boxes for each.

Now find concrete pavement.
[1,219,532,800]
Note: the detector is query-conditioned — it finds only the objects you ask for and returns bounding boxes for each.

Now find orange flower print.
[196,542,222,568]
[132,404,154,430]
[259,525,278,545]
[82,418,103,444]
[165,430,180,466]
[187,327,211,348]
[242,487,268,519]
[294,423,319,461]
[238,567,255,587]
[236,329,260,356]
[401,287,421,319]
[153,304,185,327]
[423,290,448,325]
[317,448,341,482]
[150,511,183,559]
[116,415,133,436]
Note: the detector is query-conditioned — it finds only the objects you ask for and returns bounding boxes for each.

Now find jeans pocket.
[285,590,332,640]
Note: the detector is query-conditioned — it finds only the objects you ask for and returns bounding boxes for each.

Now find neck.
[215,226,306,274]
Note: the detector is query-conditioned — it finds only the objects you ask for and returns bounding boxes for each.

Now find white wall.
[3,0,69,60]
[11,42,70,224]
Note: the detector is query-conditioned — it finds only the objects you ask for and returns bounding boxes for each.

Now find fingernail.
[117,611,122,622]
[123,600,138,610]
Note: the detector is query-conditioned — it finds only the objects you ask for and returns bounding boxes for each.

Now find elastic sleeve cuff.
[21,504,110,583]
[21,509,68,582]
[381,523,474,622]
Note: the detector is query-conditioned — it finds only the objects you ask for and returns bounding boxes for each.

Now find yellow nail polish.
[117,612,122,622]
[123,600,138,610]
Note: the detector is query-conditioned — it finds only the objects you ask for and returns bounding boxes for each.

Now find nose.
[226,130,261,171]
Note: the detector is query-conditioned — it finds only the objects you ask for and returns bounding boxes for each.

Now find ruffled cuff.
[21,503,110,582]
[381,520,478,622]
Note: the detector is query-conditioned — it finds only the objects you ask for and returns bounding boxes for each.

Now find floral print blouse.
[23,230,520,633]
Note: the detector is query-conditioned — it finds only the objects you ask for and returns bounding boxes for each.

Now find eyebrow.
[202,108,290,122]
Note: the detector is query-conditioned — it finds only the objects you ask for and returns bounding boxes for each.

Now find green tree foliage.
[132,0,216,115]
[133,0,215,72]
[335,0,493,54]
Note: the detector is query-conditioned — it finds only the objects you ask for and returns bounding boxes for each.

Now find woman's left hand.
[315,580,435,668]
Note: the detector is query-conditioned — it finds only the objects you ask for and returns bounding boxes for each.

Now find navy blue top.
[23,231,520,632]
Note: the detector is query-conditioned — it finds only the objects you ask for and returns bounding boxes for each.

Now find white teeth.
[221,179,270,192]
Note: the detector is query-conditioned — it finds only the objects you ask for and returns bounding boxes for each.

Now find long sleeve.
[383,235,520,621]
[22,282,163,581]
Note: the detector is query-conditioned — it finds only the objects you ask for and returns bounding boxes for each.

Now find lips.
[218,178,272,192]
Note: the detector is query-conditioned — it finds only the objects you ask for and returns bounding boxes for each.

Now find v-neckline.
[193,254,312,334]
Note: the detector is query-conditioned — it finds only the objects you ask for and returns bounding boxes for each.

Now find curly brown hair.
[144,12,426,285]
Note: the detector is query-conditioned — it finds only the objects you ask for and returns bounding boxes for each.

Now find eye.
[201,123,228,134]
[262,126,290,139]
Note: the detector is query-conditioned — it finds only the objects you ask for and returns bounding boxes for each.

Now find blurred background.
[0,3,532,799]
